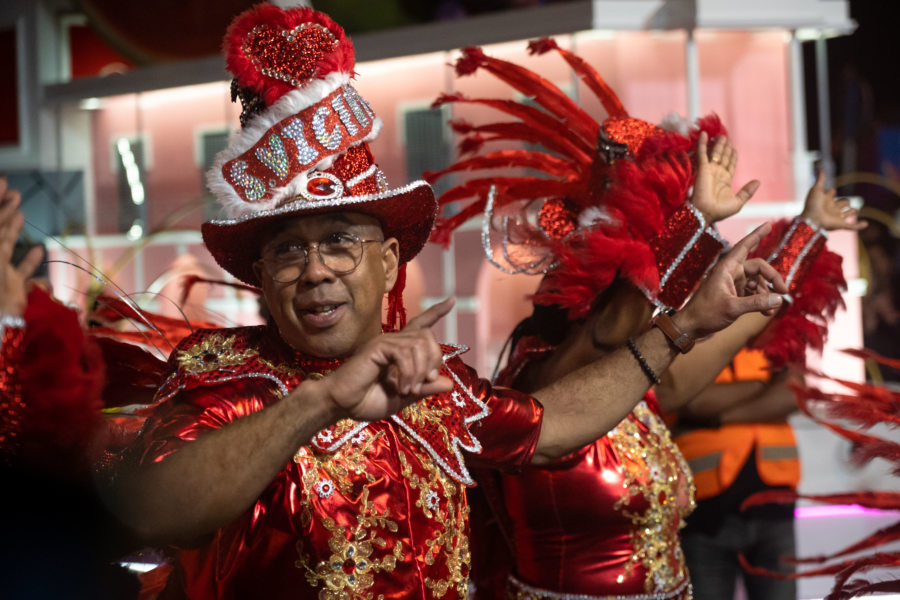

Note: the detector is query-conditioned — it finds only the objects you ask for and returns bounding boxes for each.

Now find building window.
[199,129,231,220]
[403,105,452,195]
[114,136,146,239]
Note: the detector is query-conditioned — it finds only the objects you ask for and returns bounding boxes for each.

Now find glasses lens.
[261,233,370,283]
[264,242,306,283]
[318,233,363,274]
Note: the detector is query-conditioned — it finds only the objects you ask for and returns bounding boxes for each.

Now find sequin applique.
[174,333,259,375]
[295,487,404,600]
[398,434,471,599]
[611,402,695,594]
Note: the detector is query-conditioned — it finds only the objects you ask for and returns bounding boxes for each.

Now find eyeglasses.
[259,232,383,283]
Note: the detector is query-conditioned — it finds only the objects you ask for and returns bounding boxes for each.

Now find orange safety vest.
[673,349,800,501]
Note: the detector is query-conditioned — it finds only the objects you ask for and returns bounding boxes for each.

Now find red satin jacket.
[137,324,543,600]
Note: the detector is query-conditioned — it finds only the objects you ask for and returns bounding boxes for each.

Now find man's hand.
[691,131,760,223]
[675,223,788,338]
[800,171,867,232]
[309,298,456,422]
[0,178,43,316]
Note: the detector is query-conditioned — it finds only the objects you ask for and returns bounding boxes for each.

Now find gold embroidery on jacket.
[294,485,402,600]
[257,355,312,378]
[612,402,695,593]
[398,432,471,599]
[398,401,456,456]
[175,334,258,374]
[295,430,384,496]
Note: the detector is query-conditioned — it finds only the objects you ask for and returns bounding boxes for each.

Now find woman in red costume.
[0,178,147,599]
[427,41,862,600]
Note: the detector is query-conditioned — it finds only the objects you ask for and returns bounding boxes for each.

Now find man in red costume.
[108,5,789,599]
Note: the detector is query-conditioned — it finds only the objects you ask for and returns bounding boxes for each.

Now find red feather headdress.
[428,38,727,319]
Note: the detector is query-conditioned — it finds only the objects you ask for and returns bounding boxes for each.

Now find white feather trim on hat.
[206,72,384,219]
[658,111,691,136]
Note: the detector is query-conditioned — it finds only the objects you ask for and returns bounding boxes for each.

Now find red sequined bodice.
[493,338,695,599]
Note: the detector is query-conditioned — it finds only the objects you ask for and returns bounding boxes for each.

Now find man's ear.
[252,260,266,285]
[382,238,400,291]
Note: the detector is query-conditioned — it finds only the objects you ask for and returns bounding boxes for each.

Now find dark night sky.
[804,1,900,209]
[829,1,900,122]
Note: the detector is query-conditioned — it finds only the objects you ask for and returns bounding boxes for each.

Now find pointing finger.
[404,297,455,331]
[813,170,826,191]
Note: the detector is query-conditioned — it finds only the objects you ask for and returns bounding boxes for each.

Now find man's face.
[255,212,399,358]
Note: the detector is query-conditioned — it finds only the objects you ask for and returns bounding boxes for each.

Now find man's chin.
[289,329,354,360]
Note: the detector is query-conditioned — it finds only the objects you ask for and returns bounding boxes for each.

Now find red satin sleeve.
[138,378,281,465]
[453,359,543,470]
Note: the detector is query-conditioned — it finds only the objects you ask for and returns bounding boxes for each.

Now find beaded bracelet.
[626,337,660,385]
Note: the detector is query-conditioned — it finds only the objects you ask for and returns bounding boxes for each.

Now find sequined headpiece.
[202,3,437,327]
[427,39,727,319]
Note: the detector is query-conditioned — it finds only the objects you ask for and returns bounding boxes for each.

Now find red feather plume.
[431,38,718,318]
[527,37,628,119]
[454,47,599,143]
[16,286,105,475]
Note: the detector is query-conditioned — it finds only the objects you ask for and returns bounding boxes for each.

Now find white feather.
[658,111,691,136]
[579,206,618,228]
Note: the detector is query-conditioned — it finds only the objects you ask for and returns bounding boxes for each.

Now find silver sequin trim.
[314,420,370,453]
[658,202,707,291]
[785,228,825,288]
[346,164,378,189]
[206,180,433,226]
[765,218,801,263]
[156,371,290,406]
[0,314,25,329]
[0,314,25,353]
[481,185,557,275]
[765,217,826,289]
[388,342,488,487]
[508,574,692,600]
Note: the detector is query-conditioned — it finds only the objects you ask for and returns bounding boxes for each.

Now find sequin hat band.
[209,83,382,217]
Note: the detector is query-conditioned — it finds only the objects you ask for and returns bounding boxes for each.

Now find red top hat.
[202,4,437,291]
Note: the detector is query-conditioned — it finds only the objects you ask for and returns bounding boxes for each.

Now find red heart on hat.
[225,6,356,107]
[243,23,337,87]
